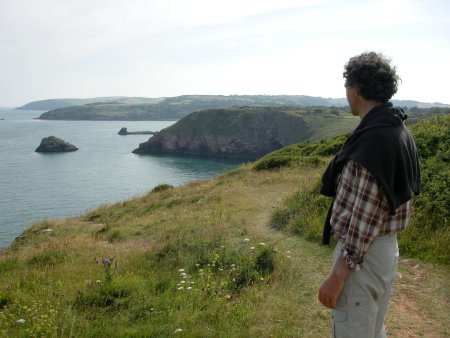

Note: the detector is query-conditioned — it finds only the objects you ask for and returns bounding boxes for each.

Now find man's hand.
[318,256,351,309]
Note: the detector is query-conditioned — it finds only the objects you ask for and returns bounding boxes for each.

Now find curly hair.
[343,52,400,103]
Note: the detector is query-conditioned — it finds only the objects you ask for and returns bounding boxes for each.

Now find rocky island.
[118,127,154,135]
[35,136,79,153]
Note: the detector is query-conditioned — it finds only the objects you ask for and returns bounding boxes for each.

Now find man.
[318,52,421,338]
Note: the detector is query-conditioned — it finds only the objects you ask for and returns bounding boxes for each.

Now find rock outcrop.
[118,127,154,135]
[35,136,79,153]
[132,107,312,160]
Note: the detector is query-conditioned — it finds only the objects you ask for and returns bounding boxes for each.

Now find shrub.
[75,275,144,311]
[270,180,330,241]
[253,155,292,171]
[151,183,173,193]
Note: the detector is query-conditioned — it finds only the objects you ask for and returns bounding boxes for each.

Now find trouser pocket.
[332,310,347,338]
[332,295,376,338]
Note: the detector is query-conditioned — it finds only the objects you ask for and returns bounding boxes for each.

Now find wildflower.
[260,277,264,281]
[177,287,184,290]
[195,263,200,267]
[178,269,185,272]
[186,287,193,290]
[180,280,186,284]
[174,328,183,333]
[243,238,250,243]
[96,280,102,284]
[259,242,266,246]
[16,319,26,324]
[102,257,113,266]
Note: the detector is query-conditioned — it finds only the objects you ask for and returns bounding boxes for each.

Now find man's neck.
[357,100,383,119]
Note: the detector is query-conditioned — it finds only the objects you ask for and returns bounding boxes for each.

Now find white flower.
[180,280,186,284]
[96,280,102,284]
[180,272,187,277]
[178,269,185,272]
[259,242,266,246]
[186,287,192,290]
[174,328,183,333]
[177,287,184,290]
[16,319,26,324]
[243,238,250,243]
[250,247,256,251]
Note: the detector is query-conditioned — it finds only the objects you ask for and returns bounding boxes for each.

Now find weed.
[151,183,173,193]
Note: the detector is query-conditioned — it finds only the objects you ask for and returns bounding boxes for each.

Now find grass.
[0,116,449,337]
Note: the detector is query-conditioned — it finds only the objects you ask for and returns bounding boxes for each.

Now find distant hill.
[15,97,164,111]
[132,106,359,159]
[33,95,449,121]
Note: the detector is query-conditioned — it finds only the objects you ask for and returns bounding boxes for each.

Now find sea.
[0,108,241,248]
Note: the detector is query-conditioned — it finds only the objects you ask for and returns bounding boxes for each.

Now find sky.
[0,0,449,107]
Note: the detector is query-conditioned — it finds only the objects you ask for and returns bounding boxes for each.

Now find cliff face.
[132,107,312,159]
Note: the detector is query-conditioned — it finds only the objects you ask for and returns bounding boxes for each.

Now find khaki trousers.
[331,234,399,338]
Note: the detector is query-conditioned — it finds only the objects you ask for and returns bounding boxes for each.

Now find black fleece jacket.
[320,102,421,244]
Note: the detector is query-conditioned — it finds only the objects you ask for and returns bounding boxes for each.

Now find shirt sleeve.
[334,161,388,271]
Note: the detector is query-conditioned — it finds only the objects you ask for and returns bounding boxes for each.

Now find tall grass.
[266,114,450,265]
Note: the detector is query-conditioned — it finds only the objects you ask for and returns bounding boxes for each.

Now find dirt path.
[239,168,450,338]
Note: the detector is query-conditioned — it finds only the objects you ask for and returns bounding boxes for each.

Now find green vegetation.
[35,94,449,121]
[0,115,448,337]
[16,97,163,111]
[265,114,450,265]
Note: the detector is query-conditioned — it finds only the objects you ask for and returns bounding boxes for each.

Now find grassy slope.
[0,117,449,337]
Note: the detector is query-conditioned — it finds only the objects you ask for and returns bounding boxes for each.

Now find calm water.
[0,108,241,247]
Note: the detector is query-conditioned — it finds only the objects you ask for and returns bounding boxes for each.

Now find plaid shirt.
[331,160,411,270]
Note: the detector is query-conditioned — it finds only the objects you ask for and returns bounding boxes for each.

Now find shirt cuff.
[342,248,362,271]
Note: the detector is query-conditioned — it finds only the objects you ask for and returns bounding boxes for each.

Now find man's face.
[345,83,359,116]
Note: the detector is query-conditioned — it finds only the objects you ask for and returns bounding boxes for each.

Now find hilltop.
[15,97,164,111]
[132,106,359,159]
[0,115,448,337]
[14,94,449,121]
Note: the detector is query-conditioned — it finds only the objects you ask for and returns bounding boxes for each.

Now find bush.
[75,276,144,311]
[270,180,330,241]
[151,184,173,193]
[253,155,292,171]
[270,115,450,265]
[398,115,450,264]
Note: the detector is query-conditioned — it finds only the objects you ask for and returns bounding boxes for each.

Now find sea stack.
[35,136,79,152]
